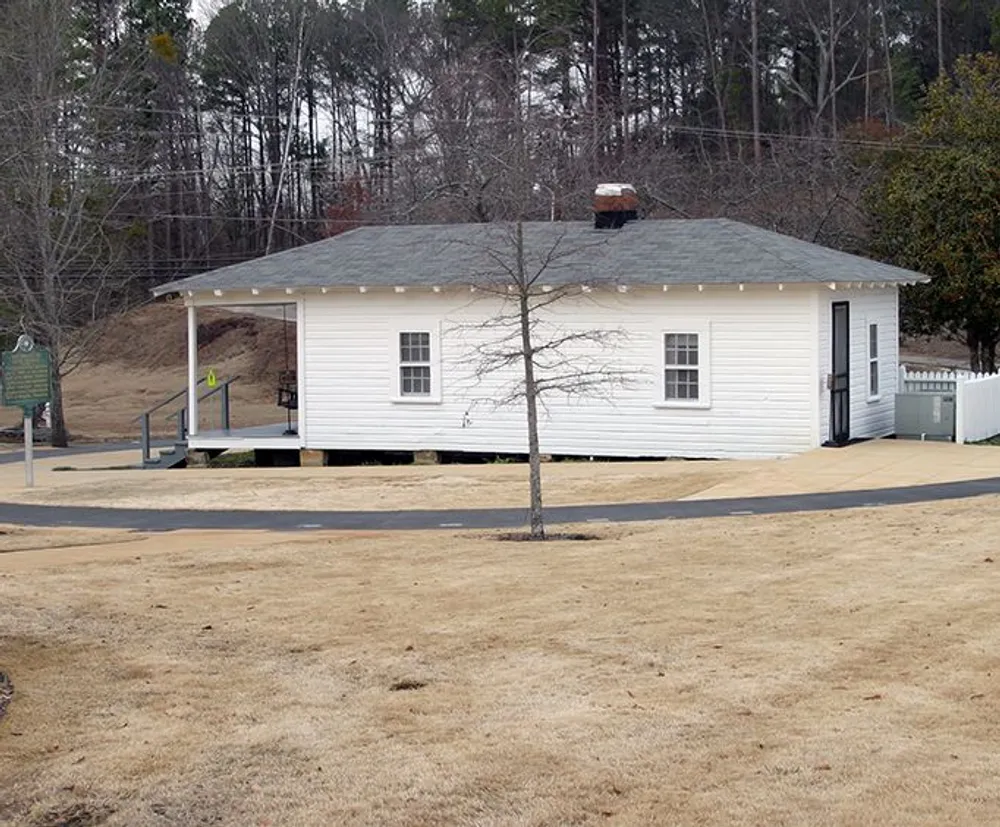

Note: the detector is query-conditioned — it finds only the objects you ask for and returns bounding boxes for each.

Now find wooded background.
[3,0,986,274]
[1,0,998,441]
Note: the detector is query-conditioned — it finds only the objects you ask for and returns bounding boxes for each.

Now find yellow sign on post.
[206,369,217,389]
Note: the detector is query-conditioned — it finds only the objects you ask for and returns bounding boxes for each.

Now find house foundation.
[185,449,211,468]
[300,448,325,467]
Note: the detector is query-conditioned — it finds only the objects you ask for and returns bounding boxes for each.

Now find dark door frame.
[829,301,850,446]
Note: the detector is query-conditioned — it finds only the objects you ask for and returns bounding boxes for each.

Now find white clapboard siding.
[817,287,898,443]
[301,285,821,459]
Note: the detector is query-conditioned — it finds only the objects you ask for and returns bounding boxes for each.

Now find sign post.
[1,335,52,488]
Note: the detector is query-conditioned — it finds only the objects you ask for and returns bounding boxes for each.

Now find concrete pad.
[0,449,142,495]
[682,439,1000,501]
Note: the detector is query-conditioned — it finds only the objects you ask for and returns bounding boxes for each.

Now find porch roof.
[152,218,929,298]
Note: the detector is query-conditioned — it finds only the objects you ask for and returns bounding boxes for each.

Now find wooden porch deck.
[188,423,302,452]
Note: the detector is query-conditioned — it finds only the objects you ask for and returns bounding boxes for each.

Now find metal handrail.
[134,377,207,423]
[138,375,240,465]
[164,376,241,423]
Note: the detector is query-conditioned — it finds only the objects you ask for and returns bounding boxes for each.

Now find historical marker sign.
[1,335,52,489]
[2,337,51,410]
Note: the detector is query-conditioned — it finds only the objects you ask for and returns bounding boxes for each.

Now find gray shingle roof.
[152,218,927,297]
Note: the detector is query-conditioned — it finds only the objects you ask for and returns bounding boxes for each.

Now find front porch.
[188,422,303,452]
[136,296,303,468]
[182,297,302,446]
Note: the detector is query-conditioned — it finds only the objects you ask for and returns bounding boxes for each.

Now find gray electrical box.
[894,392,956,441]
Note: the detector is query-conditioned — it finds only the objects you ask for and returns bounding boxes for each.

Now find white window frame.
[654,323,711,409]
[390,327,442,404]
[867,319,880,402]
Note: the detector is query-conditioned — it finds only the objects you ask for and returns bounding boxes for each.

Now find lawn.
[0,460,746,511]
[1,500,999,826]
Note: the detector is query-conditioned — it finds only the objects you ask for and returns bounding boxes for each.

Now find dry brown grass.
[3,500,1000,825]
[0,525,139,556]
[0,461,745,511]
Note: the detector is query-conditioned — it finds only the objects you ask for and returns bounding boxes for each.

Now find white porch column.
[296,297,306,442]
[187,303,199,437]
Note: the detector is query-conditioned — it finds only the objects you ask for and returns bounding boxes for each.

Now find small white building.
[153,210,928,461]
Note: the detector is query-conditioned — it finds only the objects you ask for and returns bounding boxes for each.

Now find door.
[830,301,850,445]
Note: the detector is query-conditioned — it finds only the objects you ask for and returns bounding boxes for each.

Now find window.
[868,322,879,399]
[399,331,432,396]
[657,327,711,409]
[664,333,700,401]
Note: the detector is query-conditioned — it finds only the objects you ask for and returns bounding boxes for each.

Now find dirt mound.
[85,300,296,383]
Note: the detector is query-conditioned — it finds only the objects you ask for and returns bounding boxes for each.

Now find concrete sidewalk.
[683,438,1000,500]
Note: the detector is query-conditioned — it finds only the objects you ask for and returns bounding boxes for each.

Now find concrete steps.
[142,441,188,469]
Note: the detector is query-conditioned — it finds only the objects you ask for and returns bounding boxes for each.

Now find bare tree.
[428,16,634,539]
[451,222,631,540]
[774,0,869,135]
[0,0,140,445]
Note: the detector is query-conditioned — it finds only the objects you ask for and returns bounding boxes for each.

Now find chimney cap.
[595,182,637,197]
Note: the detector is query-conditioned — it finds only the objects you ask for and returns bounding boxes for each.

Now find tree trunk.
[829,0,838,141]
[49,365,68,447]
[878,0,895,126]
[750,0,761,165]
[936,0,944,77]
[516,221,544,540]
[864,0,872,121]
[591,0,599,164]
[976,339,998,374]
[520,292,544,540]
[968,334,986,373]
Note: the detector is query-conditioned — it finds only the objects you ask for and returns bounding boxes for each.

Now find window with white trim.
[868,322,879,399]
[399,331,432,396]
[656,330,711,408]
[664,333,699,400]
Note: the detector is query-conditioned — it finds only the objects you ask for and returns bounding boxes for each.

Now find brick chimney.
[593,183,639,229]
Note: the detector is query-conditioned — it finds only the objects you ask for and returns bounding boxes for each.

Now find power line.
[2,98,934,153]
[0,131,950,189]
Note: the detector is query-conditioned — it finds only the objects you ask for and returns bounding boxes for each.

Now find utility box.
[894,392,956,441]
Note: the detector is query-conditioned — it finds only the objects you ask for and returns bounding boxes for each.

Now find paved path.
[1,475,998,533]
[0,441,160,466]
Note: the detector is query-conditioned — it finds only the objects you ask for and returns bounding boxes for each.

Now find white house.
[152,205,928,462]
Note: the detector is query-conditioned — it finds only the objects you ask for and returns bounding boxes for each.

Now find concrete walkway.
[683,439,1000,500]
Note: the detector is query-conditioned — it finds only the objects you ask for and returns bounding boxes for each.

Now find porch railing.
[136,375,239,464]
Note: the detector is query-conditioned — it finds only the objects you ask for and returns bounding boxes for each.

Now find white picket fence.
[898,367,1000,443]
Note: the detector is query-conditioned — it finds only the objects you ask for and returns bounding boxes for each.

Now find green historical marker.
[1,335,52,488]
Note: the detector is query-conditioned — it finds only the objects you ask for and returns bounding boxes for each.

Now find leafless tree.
[441,30,637,539]
[774,0,871,136]
[0,0,141,445]
[450,222,632,541]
